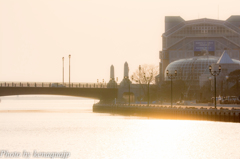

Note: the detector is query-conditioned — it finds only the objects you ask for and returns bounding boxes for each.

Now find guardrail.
[0,82,113,88]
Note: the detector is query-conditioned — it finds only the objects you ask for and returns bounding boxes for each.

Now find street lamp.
[166,70,177,108]
[143,72,153,107]
[139,65,141,102]
[209,65,221,109]
[69,54,71,87]
[62,57,64,84]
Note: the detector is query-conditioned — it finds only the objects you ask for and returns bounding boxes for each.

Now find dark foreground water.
[0,96,240,159]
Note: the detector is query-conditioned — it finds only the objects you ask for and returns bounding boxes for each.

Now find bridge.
[0,82,118,100]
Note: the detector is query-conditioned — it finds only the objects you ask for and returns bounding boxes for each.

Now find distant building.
[165,51,240,96]
[159,16,240,82]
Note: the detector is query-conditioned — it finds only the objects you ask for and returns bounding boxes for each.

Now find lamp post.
[209,65,221,109]
[69,54,71,87]
[166,70,177,108]
[139,65,141,102]
[143,72,153,107]
[62,57,64,84]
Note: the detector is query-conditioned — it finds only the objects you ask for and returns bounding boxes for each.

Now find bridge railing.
[0,82,111,88]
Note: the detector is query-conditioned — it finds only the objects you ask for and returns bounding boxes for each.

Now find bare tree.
[130,64,158,101]
[131,64,158,84]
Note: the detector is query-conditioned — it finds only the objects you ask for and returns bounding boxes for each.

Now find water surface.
[0,97,240,159]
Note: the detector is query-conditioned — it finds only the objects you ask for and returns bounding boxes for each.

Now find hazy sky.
[1,0,240,83]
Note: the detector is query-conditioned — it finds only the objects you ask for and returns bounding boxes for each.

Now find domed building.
[164,51,240,97]
[158,16,240,82]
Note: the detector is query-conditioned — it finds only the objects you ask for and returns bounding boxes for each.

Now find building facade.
[159,16,240,82]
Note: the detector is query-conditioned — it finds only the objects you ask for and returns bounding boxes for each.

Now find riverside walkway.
[93,103,240,123]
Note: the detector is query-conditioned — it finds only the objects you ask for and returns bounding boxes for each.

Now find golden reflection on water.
[0,99,240,159]
[115,119,239,159]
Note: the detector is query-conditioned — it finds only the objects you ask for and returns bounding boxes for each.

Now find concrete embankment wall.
[93,104,240,123]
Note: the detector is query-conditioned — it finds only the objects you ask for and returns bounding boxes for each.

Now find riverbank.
[93,104,240,123]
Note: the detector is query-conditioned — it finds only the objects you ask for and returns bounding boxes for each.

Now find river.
[0,96,240,159]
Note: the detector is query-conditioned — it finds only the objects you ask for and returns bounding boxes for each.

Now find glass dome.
[165,55,240,89]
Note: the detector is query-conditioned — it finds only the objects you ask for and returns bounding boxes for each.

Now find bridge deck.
[0,82,118,100]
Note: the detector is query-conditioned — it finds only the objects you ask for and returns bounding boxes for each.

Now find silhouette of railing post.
[0,81,118,89]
